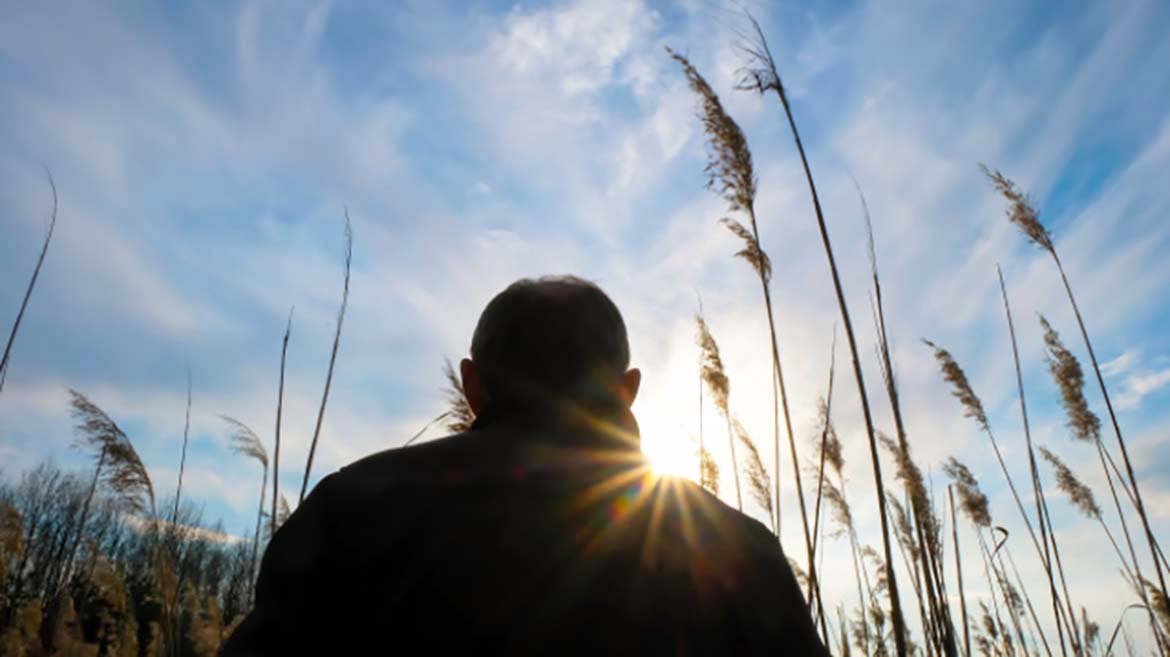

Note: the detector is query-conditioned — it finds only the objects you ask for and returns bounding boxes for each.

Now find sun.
[634,399,698,481]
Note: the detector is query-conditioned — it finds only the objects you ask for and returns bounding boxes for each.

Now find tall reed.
[997,267,1069,652]
[222,416,268,601]
[694,313,741,511]
[271,307,292,538]
[925,340,1078,647]
[948,485,972,657]
[0,170,57,398]
[1037,312,1166,654]
[858,183,957,657]
[667,47,813,584]
[61,389,158,643]
[300,213,353,503]
[172,369,192,527]
[734,14,907,651]
[984,167,1168,604]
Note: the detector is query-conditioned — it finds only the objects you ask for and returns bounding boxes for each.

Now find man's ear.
[619,368,641,407]
[460,358,486,416]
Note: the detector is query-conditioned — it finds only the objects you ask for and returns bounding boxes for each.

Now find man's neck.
[470,396,641,450]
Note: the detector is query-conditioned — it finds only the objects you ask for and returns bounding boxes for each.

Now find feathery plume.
[816,397,844,476]
[1038,315,1101,443]
[695,315,730,414]
[924,340,989,432]
[694,313,741,509]
[265,495,291,541]
[943,458,991,529]
[667,48,756,213]
[879,432,940,556]
[981,166,1053,254]
[720,217,771,282]
[442,358,475,433]
[732,417,773,522]
[222,417,268,468]
[1037,446,1100,519]
[699,446,720,495]
[821,476,854,537]
[887,495,919,565]
[69,390,156,516]
[1147,579,1170,641]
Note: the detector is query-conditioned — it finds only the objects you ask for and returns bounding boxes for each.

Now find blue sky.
[3,0,1170,643]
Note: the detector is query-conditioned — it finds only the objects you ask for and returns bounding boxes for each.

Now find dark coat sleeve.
[220,473,339,657]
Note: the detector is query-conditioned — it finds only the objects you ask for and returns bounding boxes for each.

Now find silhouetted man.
[224,276,827,655]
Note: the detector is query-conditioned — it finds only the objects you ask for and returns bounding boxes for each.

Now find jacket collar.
[469,397,641,450]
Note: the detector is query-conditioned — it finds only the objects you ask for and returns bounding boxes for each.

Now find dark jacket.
[223,403,828,655]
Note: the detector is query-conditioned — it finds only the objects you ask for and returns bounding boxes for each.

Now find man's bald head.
[464,276,635,409]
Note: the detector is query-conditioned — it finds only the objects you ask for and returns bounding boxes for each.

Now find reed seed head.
[221,416,268,469]
[1038,445,1100,519]
[924,340,989,433]
[69,390,156,517]
[886,494,919,564]
[816,398,844,476]
[667,48,757,214]
[732,417,773,518]
[943,457,991,528]
[699,446,720,495]
[695,314,730,414]
[442,358,476,433]
[1038,315,1101,443]
[720,217,772,283]
[1146,579,1170,640]
[981,165,1054,254]
[879,432,941,558]
[821,475,854,537]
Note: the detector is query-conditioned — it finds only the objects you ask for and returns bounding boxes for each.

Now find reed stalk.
[985,167,1168,606]
[222,416,268,603]
[667,47,813,595]
[272,308,292,538]
[859,183,957,657]
[0,170,57,398]
[1038,313,1167,653]
[926,341,1078,646]
[809,329,837,612]
[997,267,1068,652]
[734,15,907,652]
[172,369,192,527]
[948,486,972,657]
[301,213,352,503]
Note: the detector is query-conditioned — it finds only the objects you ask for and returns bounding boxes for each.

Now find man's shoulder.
[334,430,482,483]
